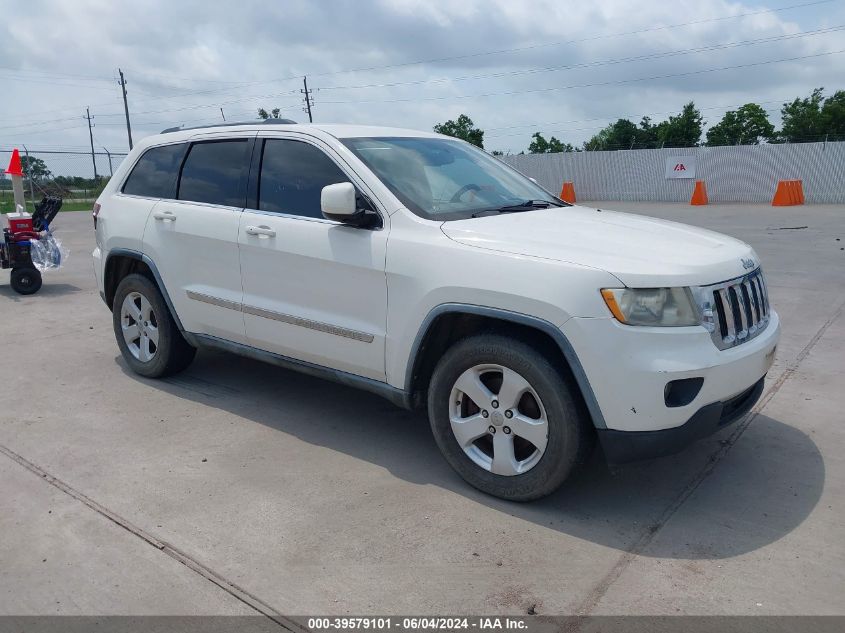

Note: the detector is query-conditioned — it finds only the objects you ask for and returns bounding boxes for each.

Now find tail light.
[92,202,101,228]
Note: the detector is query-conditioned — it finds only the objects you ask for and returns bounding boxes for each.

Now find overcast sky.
[1,0,844,159]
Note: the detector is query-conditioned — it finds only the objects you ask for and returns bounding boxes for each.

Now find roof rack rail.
[160,119,297,134]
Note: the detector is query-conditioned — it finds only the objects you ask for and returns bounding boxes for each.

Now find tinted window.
[258,139,348,218]
[122,143,186,198]
[178,140,248,207]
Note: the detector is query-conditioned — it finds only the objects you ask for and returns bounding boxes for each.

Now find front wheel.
[427,334,593,501]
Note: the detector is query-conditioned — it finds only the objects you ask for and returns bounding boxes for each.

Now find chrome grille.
[698,269,771,350]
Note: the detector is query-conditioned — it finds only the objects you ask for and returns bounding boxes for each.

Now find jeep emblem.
[741,258,756,270]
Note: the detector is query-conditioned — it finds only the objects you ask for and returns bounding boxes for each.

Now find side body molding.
[405,303,607,429]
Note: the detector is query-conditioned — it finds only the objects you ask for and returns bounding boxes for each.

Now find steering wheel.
[450,183,481,203]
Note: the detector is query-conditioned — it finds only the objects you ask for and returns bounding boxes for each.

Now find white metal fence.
[501,141,845,204]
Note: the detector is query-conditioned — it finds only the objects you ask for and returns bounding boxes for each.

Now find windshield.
[341,136,566,220]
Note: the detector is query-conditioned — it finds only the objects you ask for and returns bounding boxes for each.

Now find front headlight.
[600,287,700,327]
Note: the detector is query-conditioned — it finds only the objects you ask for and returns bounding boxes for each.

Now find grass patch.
[1,200,93,214]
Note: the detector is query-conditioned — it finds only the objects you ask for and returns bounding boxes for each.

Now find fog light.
[664,377,704,408]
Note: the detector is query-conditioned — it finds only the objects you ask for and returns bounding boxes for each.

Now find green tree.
[258,107,283,120]
[548,138,573,153]
[583,119,640,150]
[528,132,550,153]
[20,155,51,181]
[657,102,703,148]
[433,114,484,148]
[528,132,574,154]
[706,103,775,146]
[778,88,825,142]
[637,116,661,148]
[820,89,845,140]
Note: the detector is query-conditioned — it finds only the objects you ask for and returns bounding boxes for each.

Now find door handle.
[153,210,177,222]
[245,225,276,238]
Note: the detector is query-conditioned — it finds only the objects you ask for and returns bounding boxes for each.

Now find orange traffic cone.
[690,180,708,205]
[5,148,23,176]
[559,181,576,203]
[772,181,790,205]
[773,180,804,206]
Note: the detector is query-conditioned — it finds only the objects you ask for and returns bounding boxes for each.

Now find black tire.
[112,273,196,378]
[10,267,42,295]
[427,334,593,501]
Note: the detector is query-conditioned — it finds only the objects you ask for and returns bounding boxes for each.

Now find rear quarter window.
[122,143,187,198]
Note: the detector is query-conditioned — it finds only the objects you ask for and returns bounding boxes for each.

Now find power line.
[485,99,792,134]
[89,30,844,118]
[0,75,118,90]
[319,49,845,104]
[318,25,845,91]
[0,115,85,132]
[296,0,837,79]
[0,67,113,81]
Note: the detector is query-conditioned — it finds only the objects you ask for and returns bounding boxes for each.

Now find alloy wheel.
[449,363,549,476]
[120,291,159,362]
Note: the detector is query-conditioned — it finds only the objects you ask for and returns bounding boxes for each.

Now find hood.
[440,205,757,287]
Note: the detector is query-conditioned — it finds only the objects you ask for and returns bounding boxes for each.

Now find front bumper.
[597,376,764,464]
[560,309,780,433]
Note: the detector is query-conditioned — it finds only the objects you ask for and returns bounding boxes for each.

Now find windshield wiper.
[471,200,561,217]
[499,200,556,210]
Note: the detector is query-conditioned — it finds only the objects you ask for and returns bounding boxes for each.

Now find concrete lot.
[1,202,843,618]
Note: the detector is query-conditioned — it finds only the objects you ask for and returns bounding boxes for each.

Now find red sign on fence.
[665,155,696,179]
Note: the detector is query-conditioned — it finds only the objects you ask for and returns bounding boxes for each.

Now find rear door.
[237,135,389,380]
[142,134,253,343]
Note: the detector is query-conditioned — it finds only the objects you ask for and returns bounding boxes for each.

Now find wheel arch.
[104,248,185,331]
[405,304,607,429]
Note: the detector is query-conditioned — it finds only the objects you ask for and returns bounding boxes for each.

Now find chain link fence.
[0,148,128,213]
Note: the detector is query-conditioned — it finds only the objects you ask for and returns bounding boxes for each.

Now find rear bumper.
[597,376,764,464]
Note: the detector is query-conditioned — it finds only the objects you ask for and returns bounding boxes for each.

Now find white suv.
[93,121,780,500]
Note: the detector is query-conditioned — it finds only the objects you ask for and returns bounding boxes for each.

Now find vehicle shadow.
[117,348,824,560]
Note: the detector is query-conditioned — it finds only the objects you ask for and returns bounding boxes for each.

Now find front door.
[238,137,388,380]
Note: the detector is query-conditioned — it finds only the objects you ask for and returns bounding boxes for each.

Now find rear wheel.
[112,274,195,378]
[10,267,42,295]
[427,334,593,501]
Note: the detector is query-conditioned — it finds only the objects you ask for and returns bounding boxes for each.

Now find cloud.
[0,0,843,161]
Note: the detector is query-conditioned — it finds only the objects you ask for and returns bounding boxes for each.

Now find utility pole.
[118,68,133,150]
[85,107,99,181]
[301,76,314,123]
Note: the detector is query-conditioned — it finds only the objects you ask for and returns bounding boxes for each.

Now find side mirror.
[321,182,380,228]
[321,182,357,220]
